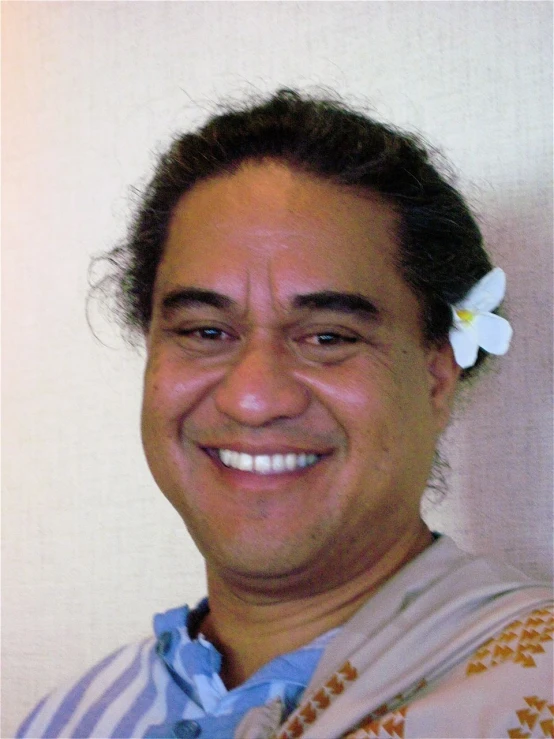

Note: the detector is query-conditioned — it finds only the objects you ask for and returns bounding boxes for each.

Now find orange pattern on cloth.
[343,707,408,738]
[342,681,428,739]
[507,696,554,738]
[276,607,553,739]
[277,661,358,738]
[466,607,554,675]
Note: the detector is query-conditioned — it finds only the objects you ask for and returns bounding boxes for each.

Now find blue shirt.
[17,600,339,738]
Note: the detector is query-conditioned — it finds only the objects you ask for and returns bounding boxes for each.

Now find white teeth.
[285,453,297,471]
[220,449,233,467]
[271,454,286,473]
[216,449,321,474]
[237,452,253,472]
[254,455,272,473]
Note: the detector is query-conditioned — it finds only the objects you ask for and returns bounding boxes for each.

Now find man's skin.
[141,161,460,689]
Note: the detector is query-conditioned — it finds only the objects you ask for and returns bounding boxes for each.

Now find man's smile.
[210,448,321,474]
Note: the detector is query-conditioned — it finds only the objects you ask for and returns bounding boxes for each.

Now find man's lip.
[200,444,333,456]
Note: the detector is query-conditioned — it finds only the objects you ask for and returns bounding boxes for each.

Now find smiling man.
[18,90,552,739]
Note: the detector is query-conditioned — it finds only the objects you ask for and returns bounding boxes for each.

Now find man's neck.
[199,524,434,689]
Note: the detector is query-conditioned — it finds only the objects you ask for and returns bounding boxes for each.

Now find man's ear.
[427,341,461,432]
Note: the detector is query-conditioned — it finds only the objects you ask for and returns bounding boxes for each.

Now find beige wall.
[2,2,552,736]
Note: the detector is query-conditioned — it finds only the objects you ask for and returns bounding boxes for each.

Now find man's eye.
[308,333,358,346]
[295,331,361,363]
[175,327,232,341]
[196,328,226,340]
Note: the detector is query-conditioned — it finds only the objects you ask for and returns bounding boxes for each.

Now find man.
[18,90,552,739]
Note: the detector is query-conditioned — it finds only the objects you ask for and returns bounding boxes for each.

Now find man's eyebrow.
[292,291,380,320]
[161,287,235,315]
[160,288,379,321]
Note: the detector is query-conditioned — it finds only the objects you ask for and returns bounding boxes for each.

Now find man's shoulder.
[16,636,159,739]
[277,541,552,739]
[395,603,554,739]
[16,601,206,738]
[276,602,554,739]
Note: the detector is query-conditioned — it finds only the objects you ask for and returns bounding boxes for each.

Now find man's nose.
[213,337,310,426]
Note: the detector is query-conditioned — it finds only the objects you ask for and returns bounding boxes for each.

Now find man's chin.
[200,536,333,595]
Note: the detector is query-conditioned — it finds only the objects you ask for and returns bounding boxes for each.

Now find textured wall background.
[2,2,552,736]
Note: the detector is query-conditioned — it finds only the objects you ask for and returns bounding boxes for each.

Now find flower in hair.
[449,267,513,369]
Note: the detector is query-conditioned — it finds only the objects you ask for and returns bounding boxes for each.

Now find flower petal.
[473,312,513,355]
[449,325,479,368]
[460,267,506,312]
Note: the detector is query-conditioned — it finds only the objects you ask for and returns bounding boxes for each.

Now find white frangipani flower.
[449,267,513,369]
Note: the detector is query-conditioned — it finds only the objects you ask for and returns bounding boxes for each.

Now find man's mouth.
[214,449,321,474]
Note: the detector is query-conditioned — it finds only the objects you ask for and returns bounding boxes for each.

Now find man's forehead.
[170,160,399,234]
[165,171,400,271]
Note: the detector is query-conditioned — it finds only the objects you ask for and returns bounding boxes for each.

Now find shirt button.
[156,631,172,656]
[173,720,201,738]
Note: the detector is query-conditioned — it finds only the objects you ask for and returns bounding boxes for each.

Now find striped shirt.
[17,599,339,739]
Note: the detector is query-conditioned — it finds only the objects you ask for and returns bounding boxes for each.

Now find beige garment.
[234,537,553,739]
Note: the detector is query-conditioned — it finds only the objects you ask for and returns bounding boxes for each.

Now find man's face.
[142,162,458,593]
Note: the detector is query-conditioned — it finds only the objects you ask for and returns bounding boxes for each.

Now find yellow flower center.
[456,308,475,324]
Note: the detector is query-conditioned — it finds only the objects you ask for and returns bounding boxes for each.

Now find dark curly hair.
[101,88,498,378]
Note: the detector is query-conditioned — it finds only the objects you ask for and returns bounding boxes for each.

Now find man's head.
[140,159,459,594]
[103,90,500,593]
